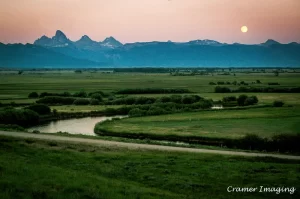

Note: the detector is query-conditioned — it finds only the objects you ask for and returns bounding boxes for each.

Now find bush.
[73,91,87,98]
[209,82,216,85]
[146,106,165,116]
[244,96,258,106]
[28,92,39,98]
[90,93,103,102]
[0,108,39,126]
[73,99,90,105]
[116,88,192,94]
[36,97,76,105]
[268,82,280,85]
[273,100,284,107]
[215,86,231,93]
[222,96,237,102]
[25,104,51,115]
[90,99,100,105]
[170,95,182,103]
[88,91,105,97]
[237,95,248,106]
[39,92,71,98]
[128,108,146,117]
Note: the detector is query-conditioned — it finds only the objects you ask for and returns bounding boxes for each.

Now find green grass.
[1,72,300,97]
[0,136,299,199]
[97,107,300,139]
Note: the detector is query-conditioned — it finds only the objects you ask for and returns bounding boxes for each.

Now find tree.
[90,93,103,102]
[90,99,100,105]
[73,99,90,105]
[25,104,51,115]
[274,70,279,76]
[244,96,258,106]
[28,92,39,98]
[237,95,248,106]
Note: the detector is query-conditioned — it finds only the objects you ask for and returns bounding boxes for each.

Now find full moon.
[241,26,248,33]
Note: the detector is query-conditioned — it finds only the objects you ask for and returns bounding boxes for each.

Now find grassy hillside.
[0,136,299,199]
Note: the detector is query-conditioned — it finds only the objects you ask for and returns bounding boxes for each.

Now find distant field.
[0,71,300,98]
[97,107,300,139]
[0,136,299,199]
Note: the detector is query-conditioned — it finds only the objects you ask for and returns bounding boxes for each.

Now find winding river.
[28,116,127,136]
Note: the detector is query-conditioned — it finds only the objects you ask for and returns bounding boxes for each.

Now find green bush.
[73,99,90,105]
[36,96,76,105]
[273,100,284,107]
[90,99,100,105]
[90,93,103,102]
[128,108,146,117]
[25,104,51,115]
[73,91,87,98]
[237,95,248,106]
[0,108,39,126]
[244,96,258,106]
[28,92,39,98]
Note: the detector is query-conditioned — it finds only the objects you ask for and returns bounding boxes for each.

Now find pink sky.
[1,0,300,44]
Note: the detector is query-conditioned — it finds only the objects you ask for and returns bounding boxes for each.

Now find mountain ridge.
[1,30,300,68]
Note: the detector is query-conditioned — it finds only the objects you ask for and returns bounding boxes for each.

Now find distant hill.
[0,43,105,68]
[1,30,300,68]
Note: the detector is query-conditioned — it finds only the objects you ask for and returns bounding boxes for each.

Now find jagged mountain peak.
[101,36,123,47]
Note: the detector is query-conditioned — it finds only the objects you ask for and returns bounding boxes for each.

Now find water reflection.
[28,116,126,136]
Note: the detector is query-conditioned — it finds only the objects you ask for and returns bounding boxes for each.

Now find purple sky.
[1,0,300,44]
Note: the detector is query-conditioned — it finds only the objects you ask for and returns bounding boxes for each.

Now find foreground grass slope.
[0,136,299,199]
[96,107,300,139]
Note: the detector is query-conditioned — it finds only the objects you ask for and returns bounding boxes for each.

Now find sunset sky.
[1,0,300,44]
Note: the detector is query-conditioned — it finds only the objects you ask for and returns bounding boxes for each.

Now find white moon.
[241,26,248,33]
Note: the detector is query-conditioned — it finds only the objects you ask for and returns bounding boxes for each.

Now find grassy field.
[96,106,300,139]
[0,136,299,199]
[1,71,300,98]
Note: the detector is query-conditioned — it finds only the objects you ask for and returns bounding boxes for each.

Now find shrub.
[209,82,216,85]
[90,99,100,105]
[237,95,248,106]
[90,93,103,102]
[128,108,146,117]
[273,100,284,107]
[170,95,182,103]
[215,86,231,93]
[182,95,197,104]
[222,96,237,102]
[268,82,280,85]
[73,91,87,98]
[88,91,105,97]
[36,96,76,105]
[156,96,171,103]
[244,96,258,106]
[28,92,39,98]
[0,108,39,126]
[25,104,51,115]
[73,99,90,105]
[146,106,165,116]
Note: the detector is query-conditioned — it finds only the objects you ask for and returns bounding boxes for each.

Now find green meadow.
[0,136,299,199]
[96,106,300,139]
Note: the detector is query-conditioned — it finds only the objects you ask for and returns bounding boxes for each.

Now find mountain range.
[1,30,300,68]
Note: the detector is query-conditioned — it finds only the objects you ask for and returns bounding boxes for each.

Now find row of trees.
[215,86,300,93]
[115,88,192,94]
[28,91,107,99]
[222,95,258,106]
[102,101,213,117]
[0,107,40,127]
[106,95,204,106]
[36,96,103,105]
